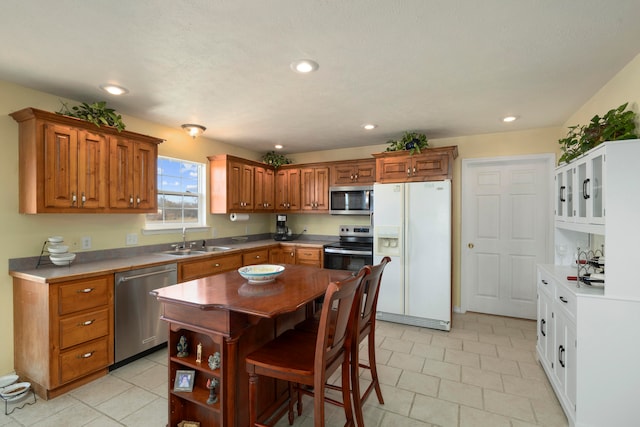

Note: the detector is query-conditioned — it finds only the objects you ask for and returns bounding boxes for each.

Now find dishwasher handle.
[117,267,177,283]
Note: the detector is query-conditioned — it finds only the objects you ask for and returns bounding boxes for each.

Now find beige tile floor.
[0,312,568,427]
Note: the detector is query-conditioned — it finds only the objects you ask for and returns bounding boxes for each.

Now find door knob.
[468,243,474,249]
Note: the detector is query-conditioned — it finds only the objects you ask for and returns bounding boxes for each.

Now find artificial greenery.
[262,151,292,168]
[558,102,637,164]
[385,131,429,155]
[57,101,126,132]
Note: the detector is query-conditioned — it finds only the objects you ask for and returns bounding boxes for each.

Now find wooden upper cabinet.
[275,167,301,211]
[373,146,458,183]
[330,159,375,186]
[254,166,275,212]
[109,136,158,212]
[209,154,273,214]
[42,123,108,210]
[301,166,329,212]
[10,107,162,214]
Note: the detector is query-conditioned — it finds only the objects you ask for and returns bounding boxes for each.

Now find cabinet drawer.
[59,337,110,384]
[555,283,577,321]
[243,249,269,266]
[538,269,556,298]
[59,307,110,350]
[296,248,320,261]
[58,276,111,316]
[180,254,242,282]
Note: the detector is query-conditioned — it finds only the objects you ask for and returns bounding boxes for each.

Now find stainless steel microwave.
[329,185,373,215]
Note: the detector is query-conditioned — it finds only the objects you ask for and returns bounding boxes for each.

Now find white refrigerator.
[373,180,452,331]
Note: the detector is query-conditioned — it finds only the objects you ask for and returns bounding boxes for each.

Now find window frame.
[143,156,207,233]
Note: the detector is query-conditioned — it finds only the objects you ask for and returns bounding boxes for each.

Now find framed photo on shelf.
[174,370,195,392]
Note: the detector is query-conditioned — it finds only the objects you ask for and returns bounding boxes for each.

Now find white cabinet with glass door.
[555,164,575,222]
[574,145,605,225]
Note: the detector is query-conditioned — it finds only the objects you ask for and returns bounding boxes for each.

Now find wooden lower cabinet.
[12,274,114,399]
[269,246,296,264]
[294,247,322,267]
[178,254,242,282]
[242,248,269,266]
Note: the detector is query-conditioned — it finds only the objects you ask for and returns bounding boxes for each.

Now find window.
[145,156,206,230]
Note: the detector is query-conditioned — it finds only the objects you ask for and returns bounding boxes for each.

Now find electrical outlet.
[81,236,92,249]
[126,233,138,245]
[212,228,217,238]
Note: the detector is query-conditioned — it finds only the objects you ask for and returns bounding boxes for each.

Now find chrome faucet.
[181,227,187,249]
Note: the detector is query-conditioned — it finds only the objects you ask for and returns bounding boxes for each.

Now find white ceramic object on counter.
[49,252,76,266]
[237,264,285,284]
[47,236,63,243]
[47,245,69,254]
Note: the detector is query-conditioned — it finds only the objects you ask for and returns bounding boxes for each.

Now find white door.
[461,155,553,319]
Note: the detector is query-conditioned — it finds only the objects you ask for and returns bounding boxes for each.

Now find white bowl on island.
[238,264,285,284]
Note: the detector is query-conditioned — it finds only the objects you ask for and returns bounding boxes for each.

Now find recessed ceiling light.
[503,115,518,123]
[290,59,319,73]
[362,124,377,130]
[99,84,129,95]
[274,144,283,149]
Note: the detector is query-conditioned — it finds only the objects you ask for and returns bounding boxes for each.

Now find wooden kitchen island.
[151,264,351,427]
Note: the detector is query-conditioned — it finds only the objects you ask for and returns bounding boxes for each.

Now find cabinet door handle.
[136,195,141,205]
[407,168,411,176]
[71,192,77,205]
[559,186,566,202]
[540,318,546,337]
[81,192,86,206]
[350,174,354,180]
[78,351,95,359]
[255,255,260,259]
[77,288,94,293]
[214,263,221,267]
[541,279,548,285]
[558,345,565,368]
[559,296,568,304]
[413,167,416,174]
[583,178,590,199]
[79,319,95,327]
[129,195,134,206]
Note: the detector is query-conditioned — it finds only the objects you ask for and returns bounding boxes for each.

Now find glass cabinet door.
[576,160,588,223]
[589,148,605,224]
[565,167,574,220]
[555,169,565,219]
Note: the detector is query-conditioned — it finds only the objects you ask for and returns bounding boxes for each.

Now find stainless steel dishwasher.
[114,263,177,366]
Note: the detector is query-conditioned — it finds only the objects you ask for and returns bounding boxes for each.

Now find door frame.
[460,153,555,315]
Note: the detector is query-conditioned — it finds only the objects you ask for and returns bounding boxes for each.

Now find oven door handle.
[324,248,373,256]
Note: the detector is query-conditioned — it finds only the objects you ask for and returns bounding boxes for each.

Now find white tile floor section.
[0,312,569,427]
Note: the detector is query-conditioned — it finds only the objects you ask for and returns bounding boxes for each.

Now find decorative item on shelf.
[385,131,429,155]
[208,352,221,370]
[196,342,202,364]
[558,102,637,164]
[206,378,219,405]
[56,101,126,132]
[173,370,195,392]
[261,151,292,168]
[177,335,189,358]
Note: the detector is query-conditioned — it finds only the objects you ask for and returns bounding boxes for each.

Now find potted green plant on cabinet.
[558,102,637,164]
[57,101,126,132]
[385,131,429,155]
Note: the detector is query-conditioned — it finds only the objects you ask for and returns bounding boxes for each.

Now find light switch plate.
[81,236,91,249]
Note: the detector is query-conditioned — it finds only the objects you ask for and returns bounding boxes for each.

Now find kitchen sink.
[160,249,207,256]
[202,246,231,252]
[160,246,231,256]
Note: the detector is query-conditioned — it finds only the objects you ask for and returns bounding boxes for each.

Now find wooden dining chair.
[294,257,391,427]
[245,267,368,427]
[349,256,390,426]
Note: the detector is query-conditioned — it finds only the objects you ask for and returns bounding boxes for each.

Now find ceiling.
[1,1,640,154]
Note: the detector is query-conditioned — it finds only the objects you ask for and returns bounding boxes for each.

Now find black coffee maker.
[274,214,292,241]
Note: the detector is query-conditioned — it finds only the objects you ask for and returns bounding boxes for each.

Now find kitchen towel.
[230,213,249,221]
